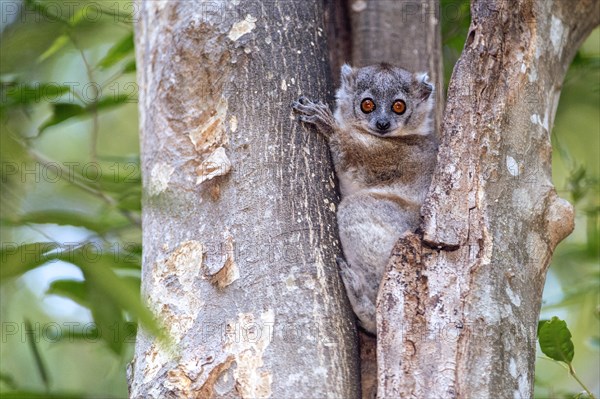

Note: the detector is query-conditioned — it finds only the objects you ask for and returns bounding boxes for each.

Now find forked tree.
[129,1,599,397]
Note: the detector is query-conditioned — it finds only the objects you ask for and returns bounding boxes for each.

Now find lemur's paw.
[291,97,335,137]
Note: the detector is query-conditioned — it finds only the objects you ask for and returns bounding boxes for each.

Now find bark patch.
[202,231,239,288]
[225,310,275,398]
[227,16,256,42]
[196,146,232,185]
[150,241,204,338]
[149,162,175,196]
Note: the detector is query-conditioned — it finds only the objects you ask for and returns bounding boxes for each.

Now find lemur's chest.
[330,133,423,196]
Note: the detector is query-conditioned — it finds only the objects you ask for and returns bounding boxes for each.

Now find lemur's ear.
[341,64,356,89]
[414,72,434,101]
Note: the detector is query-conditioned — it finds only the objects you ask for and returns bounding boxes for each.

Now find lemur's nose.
[376,120,390,131]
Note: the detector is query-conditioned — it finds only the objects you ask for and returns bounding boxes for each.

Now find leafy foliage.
[537,318,597,399]
[98,33,135,69]
[1,0,150,396]
[538,317,575,364]
[38,94,131,132]
[535,25,600,399]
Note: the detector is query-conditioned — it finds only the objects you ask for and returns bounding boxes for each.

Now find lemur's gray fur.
[292,63,438,334]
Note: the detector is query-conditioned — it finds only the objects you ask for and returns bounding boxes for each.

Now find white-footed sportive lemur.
[292,63,438,334]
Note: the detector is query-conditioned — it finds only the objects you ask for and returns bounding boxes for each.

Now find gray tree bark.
[377,0,599,398]
[129,1,360,397]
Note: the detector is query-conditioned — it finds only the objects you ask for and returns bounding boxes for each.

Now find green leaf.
[86,273,125,354]
[94,94,131,110]
[13,210,129,233]
[120,275,141,292]
[56,329,100,342]
[0,241,140,280]
[24,319,49,390]
[98,33,134,69]
[39,103,85,132]
[0,372,17,389]
[94,160,141,192]
[117,190,142,211]
[37,34,70,63]
[62,246,161,339]
[586,212,599,258]
[566,166,588,204]
[68,3,99,27]
[38,94,131,132]
[123,60,136,73]
[36,84,134,133]
[105,250,141,270]
[0,242,59,279]
[538,316,575,364]
[537,320,549,336]
[47,279,88,307]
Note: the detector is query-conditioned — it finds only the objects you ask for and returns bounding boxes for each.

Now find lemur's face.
[354,81,410,137]
[336,64,434,138]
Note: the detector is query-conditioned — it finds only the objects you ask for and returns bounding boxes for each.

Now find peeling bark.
[377,0,599,398]
[129,1,359,397]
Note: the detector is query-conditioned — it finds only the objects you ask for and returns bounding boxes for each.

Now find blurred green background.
[0,1,598,398]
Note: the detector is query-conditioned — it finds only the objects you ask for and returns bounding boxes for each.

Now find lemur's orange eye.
[360,98,375,113]
[392,99,406,115]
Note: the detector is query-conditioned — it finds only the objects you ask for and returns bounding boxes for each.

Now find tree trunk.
[129,1,360,397]
[325,0,352,85]
[377,0,599,398]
